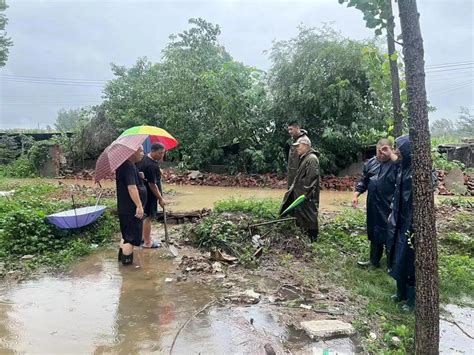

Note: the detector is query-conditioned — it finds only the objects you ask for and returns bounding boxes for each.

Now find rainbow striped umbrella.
[119,125,178,152]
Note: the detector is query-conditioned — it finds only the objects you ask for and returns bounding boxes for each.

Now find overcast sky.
[0,0,473,129]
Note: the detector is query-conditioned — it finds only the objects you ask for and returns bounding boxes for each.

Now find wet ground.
[440,304,474,354]
[18,178,359,212]
[1,241,471,354]
[1,179,472,353]
[0,244,358,354]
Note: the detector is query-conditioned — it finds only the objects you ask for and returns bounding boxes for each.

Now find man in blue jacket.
[353,138,398,268]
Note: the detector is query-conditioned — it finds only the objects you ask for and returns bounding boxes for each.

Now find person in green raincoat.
[280,136,320,242]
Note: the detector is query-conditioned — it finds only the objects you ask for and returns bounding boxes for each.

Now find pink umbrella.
[94,134,147,182]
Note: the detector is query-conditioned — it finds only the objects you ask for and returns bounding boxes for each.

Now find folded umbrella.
[280,194,307,217]
[94,134,148,182]
[119,125,178,152]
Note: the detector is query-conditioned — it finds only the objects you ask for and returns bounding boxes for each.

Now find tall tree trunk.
[387,0,403,137]
[397,1,439,354]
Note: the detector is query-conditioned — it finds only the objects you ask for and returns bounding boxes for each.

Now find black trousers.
[369,242,385,267]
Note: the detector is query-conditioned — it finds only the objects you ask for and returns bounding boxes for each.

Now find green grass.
[439,255,474,302]
[311,206,473,353]
[214,197,280,219]
[0,178,119,277]
[439,197,474,209]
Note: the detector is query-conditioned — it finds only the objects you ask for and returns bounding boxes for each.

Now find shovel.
[163,206,179,257]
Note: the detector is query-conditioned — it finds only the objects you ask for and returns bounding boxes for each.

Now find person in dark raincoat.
[280,136,320,242]
[287,121,309,188]
[386,135,415,311]
[353,138,398,268]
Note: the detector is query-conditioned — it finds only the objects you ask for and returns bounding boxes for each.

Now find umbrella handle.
[71,192,79,227]
[95,191,103,208]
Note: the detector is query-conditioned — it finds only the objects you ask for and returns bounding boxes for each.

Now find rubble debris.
[161,168,359,191]
[21,255,35,260]
[210,250,238,263]
[229,289,261,304]
[264,343,276,355]
[300,319,355,340]
[211,261,223,273]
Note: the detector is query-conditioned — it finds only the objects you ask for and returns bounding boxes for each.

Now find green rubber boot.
[401,286,415,312]
[391,280,407,303]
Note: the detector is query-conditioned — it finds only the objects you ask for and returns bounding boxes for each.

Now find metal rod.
[249,217,296,228]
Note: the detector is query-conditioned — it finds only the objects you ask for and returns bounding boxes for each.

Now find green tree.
[0,135,18,165]
[54,108,83,132]
[0,0,12,67]
[457,107,474,137]
[104,18,271,172]
[268,26,391,173]
[338,0,404,137]
[430,118,455,138]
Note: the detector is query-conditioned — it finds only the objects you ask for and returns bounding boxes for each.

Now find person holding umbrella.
[95,126,179,265]
[279,136,320,242]
[116,146,147,265]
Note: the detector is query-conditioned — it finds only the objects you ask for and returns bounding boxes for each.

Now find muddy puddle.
[0,246,358,354]
[440,304,474,354]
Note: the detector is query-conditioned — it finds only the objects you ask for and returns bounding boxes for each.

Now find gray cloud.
[1,0,472,129]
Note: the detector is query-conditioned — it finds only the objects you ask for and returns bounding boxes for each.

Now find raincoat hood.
[396,135,411,167]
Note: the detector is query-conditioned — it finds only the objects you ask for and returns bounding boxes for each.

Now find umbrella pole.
[71,193,79,228]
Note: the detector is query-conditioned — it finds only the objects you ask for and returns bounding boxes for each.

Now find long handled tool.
[163,206,179,257]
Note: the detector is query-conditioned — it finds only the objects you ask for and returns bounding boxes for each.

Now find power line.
[425,65,473,74]
[429,80,473,96]
[1,95,102,99]
[1,102,101,105]
[1,78,105,87]
[426,73,474,82]
[1,74,108,83]
[425,60,474,69]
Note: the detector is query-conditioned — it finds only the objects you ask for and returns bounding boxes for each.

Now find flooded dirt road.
[1,243,471,354]
[0,245,357,354]
[28,178,360,212]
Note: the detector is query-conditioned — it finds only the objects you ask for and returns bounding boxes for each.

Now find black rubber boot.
[308,229,318,243]
[121,252,133,265]
[391,280,407,303]
[402,286,415,312]
[369,243,384,268]
[118,248,123,262]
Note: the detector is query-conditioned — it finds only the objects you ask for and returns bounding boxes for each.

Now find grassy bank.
[187,196,473,353]
[0,178,119,278]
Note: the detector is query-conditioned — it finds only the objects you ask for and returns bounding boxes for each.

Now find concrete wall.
[438,143,474,168]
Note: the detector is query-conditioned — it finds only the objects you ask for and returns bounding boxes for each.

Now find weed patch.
[0,179,119,277]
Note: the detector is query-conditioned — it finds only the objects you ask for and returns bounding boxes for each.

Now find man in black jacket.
[139,143,166,248]
[352,138,398,268]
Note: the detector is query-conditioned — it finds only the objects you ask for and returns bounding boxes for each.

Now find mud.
[0,231,359,354]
